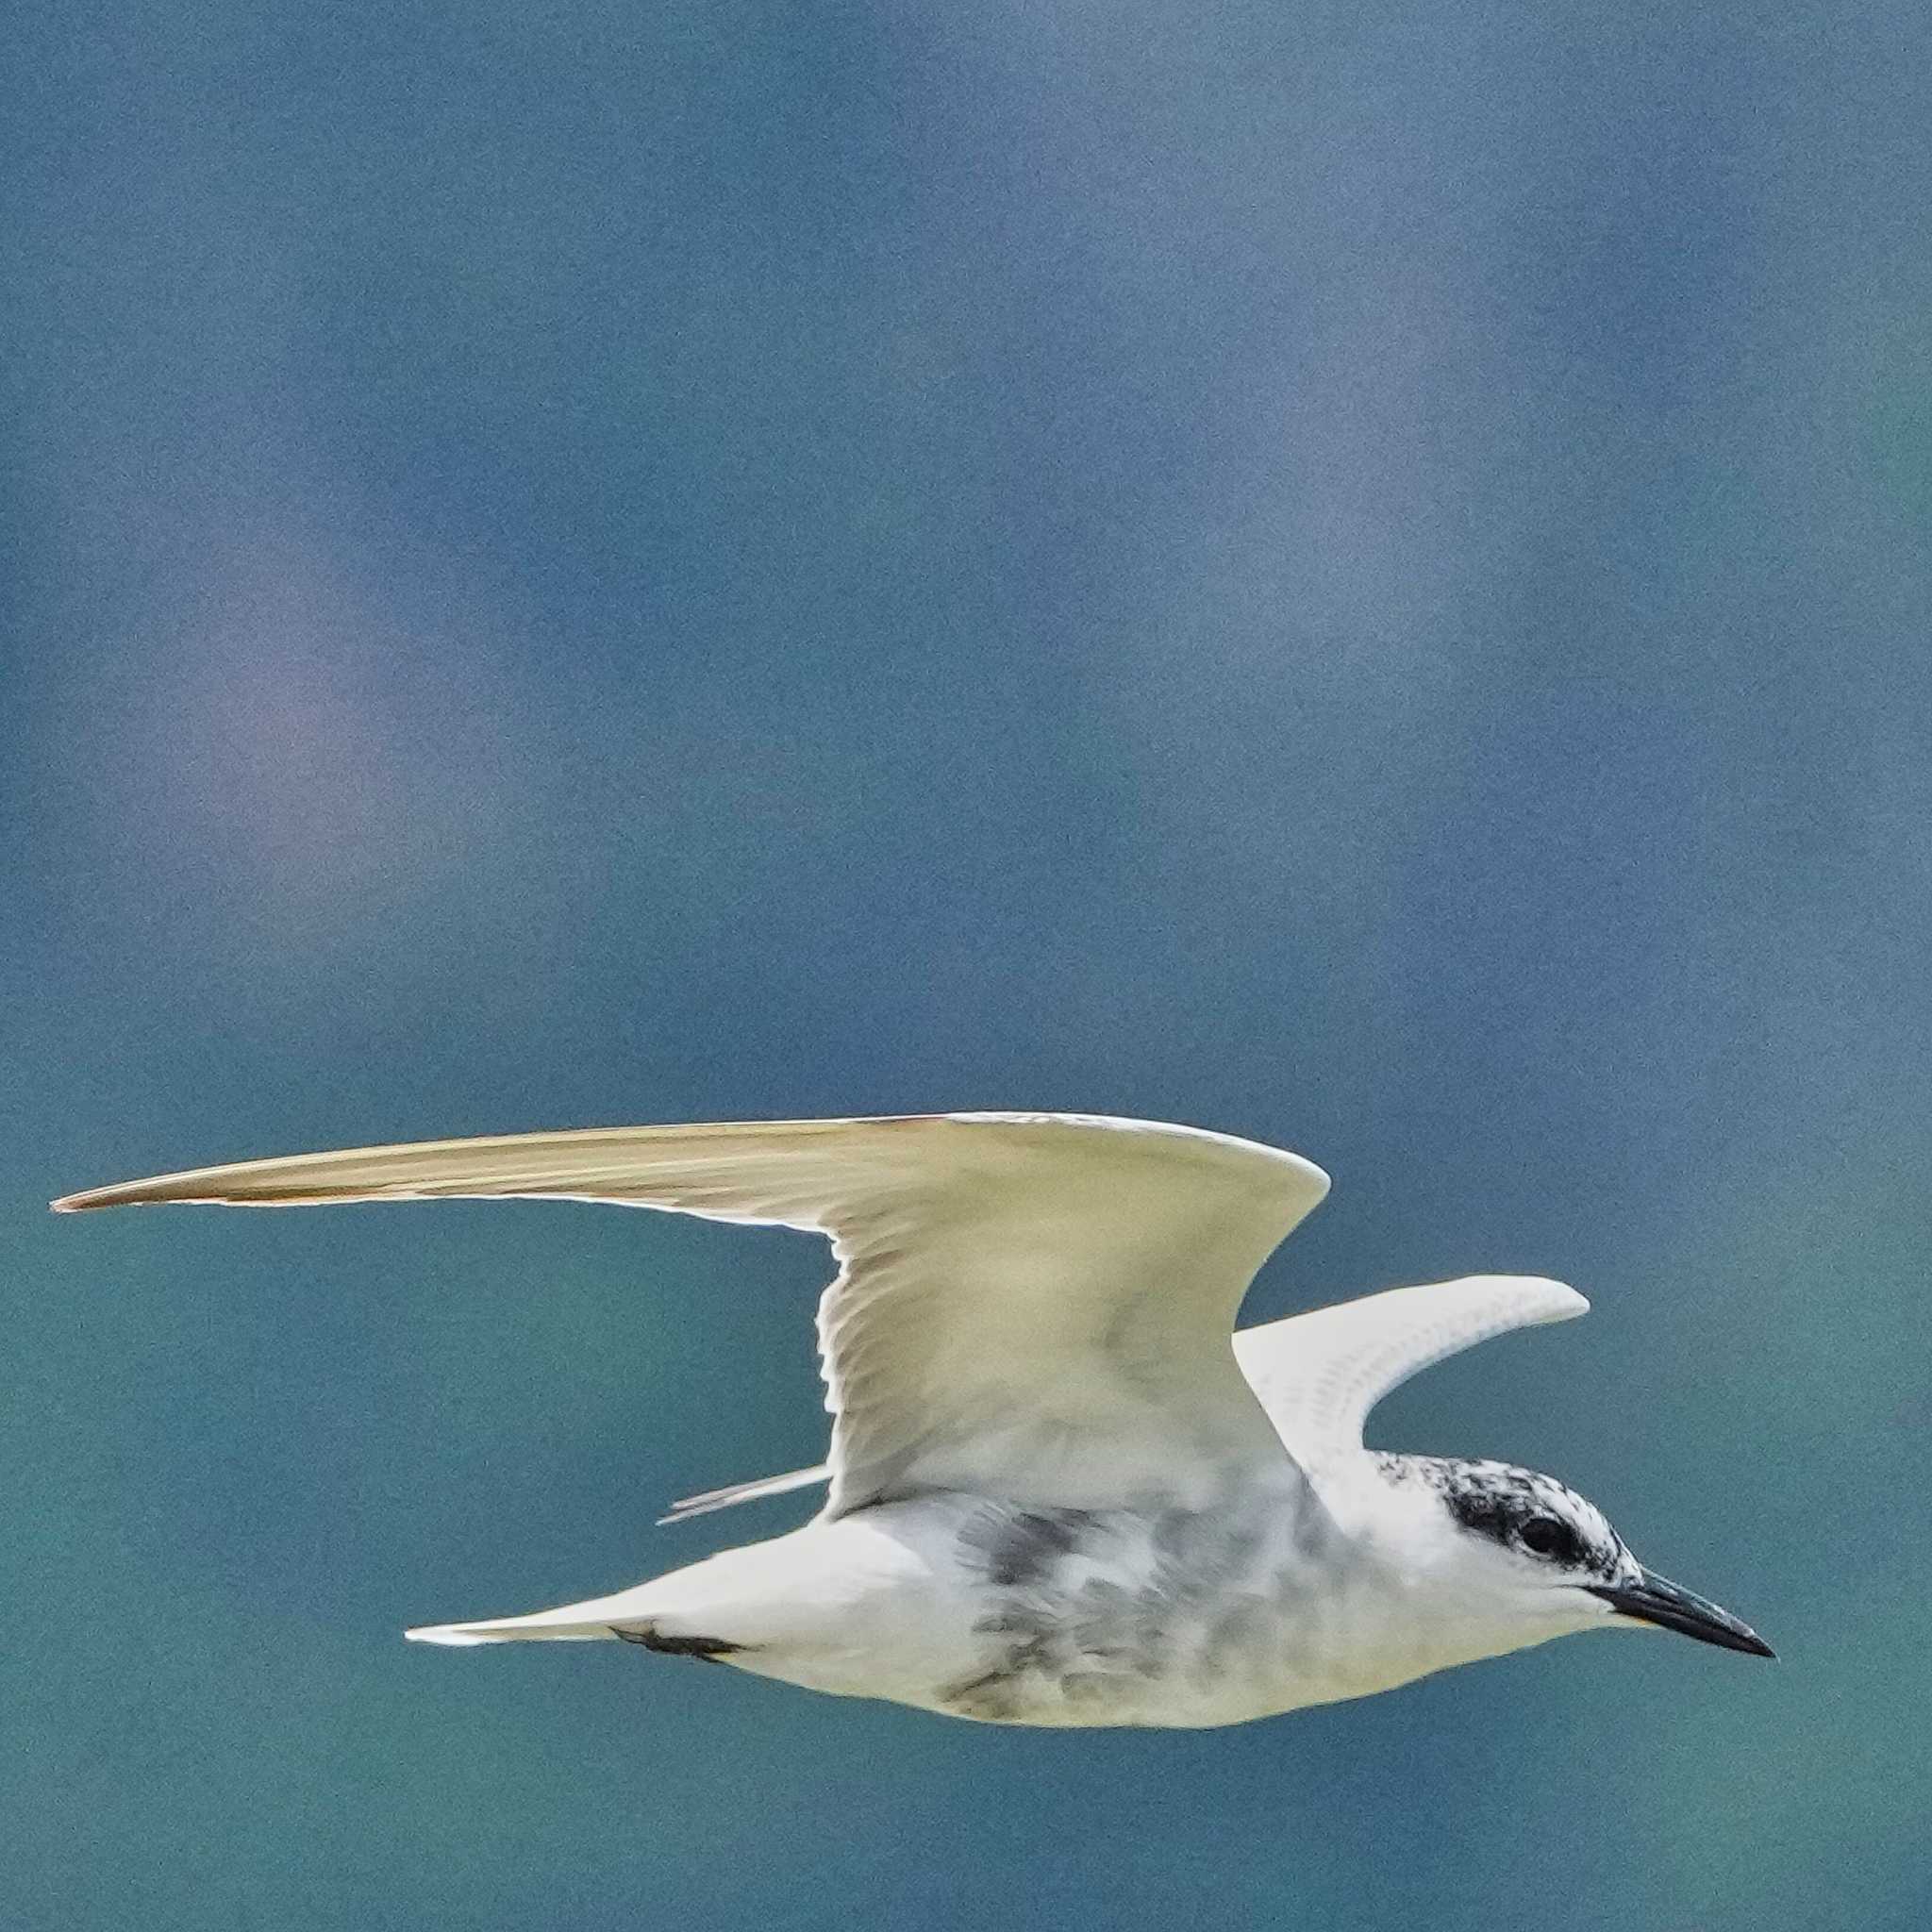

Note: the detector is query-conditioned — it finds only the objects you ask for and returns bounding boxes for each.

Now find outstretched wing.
[661,1274,1587,1521]
[55,1112,1331,1514]
[1233,1274,1587,1466]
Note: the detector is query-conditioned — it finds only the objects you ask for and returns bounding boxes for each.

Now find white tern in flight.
[56,1112,1772,1726]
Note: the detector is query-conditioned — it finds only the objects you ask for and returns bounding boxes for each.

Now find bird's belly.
[713,1495,1373,1730]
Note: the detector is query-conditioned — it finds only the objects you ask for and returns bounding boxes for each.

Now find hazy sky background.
[6,3,1930,1927]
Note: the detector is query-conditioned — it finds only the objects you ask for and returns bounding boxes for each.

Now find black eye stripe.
[1406,1457,1623,1577]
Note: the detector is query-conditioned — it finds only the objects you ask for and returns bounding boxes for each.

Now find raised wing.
[1233,1274,1587,1466]
[55,1112,1331,1515]
[657,1274,1587,1521]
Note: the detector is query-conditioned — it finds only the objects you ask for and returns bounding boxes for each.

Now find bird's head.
[1371,1455,1774,1661]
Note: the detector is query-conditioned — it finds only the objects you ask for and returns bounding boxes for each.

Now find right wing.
[57,1111,1331,1517]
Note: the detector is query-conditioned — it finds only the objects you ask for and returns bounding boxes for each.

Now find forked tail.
[406,1578,672,1646]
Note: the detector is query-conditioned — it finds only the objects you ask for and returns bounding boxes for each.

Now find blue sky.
[6,4,1930,1926]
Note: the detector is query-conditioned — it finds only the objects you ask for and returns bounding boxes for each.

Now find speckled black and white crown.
[1379,1455,1629,1580]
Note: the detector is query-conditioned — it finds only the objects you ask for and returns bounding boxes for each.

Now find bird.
[53,1110,1772,1727]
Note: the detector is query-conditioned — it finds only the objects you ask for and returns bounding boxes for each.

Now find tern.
[56,1111,1772,1727]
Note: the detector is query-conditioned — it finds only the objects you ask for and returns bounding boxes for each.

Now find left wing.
[661,1274,1587,1521]
[1234,1274,1587,1467]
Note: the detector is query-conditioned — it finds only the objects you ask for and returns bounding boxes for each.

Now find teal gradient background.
[7,4,1929,1926]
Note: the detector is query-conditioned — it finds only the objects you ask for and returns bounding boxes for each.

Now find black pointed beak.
[1587,1568,1774,1657]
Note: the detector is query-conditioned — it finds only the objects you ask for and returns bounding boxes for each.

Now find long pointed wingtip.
[50,1185,143,1213]
[50,1171,325,1213]
[52,1178,185,1214]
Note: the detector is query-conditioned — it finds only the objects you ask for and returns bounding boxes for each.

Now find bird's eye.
[1519,1516,1572,1559]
